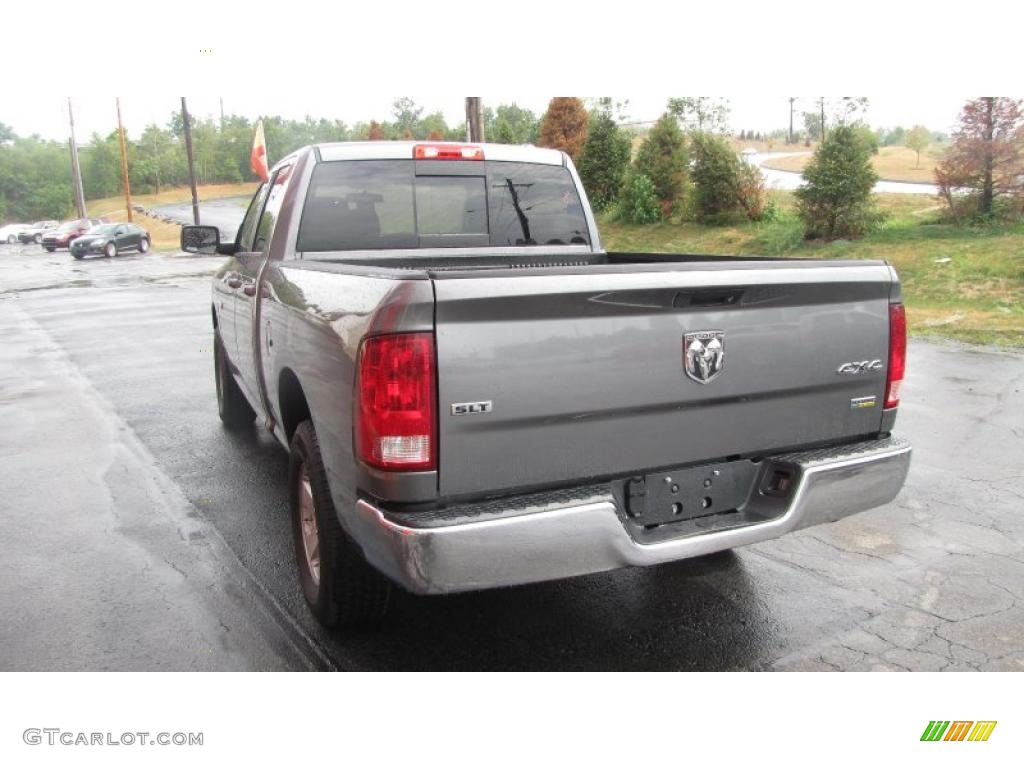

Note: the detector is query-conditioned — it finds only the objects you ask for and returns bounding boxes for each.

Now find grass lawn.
[600,191,1024,347]
[86,182,258,251]
[761,145,946,184]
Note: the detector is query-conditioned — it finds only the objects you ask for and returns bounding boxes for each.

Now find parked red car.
[41,219,104,251]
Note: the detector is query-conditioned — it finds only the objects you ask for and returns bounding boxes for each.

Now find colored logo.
[921,721,997,742]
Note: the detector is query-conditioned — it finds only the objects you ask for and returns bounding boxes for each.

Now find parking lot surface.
[1,243,1021,671]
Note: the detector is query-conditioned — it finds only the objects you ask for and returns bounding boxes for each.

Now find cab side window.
[236,183,270,252]
[253,164,295,256]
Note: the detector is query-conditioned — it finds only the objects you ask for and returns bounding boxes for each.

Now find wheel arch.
[278,367,312,444]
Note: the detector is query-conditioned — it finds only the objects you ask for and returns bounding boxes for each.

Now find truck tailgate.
[434,262,894,498]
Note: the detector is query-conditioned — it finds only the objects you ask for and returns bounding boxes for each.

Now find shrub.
[689,132,769,223]
[795,124,882,240]
[735,161,769,221]
[578,111,632,212]
[634,114,688,215]
[619,171,661,224]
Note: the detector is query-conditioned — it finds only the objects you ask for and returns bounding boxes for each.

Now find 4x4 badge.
[683,331,725,384]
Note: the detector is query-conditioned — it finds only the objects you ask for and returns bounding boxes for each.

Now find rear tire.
[214,332,256,429]
[72,253,84,260]
[289,420,391,627]
[6,235,15,244]
[138,237,150,253]
[44,246,56,252]
[33,234,42,244]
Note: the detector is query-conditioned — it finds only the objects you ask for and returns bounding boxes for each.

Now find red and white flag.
[250,119,269,181]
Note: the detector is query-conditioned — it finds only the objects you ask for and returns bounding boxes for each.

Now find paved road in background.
[153,196,249,240]
[750,152,940,195]
[1,243,1021,670]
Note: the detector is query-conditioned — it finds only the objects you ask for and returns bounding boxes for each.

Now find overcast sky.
[2,94,970,144]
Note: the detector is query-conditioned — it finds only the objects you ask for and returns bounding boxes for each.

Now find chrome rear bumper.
[349,437,912,595]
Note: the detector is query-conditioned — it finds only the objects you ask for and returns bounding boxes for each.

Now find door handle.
[243,283,271,298]
[227,277,242,289]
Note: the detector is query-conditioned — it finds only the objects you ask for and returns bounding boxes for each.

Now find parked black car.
[70,223,151,259]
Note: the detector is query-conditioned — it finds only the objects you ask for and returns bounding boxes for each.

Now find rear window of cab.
[296,160,589,252]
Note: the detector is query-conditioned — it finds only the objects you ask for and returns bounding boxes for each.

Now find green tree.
[0,135,73,220]
[577,109,631,212]
[488,104,539,145]
[392,97,424,136]
[417,111,452,141]
[906,125,930,168]
[802,111,823,141]
[852,124,879,155]
[667,97,730,132]
[633,114,688,214]
[79,132,123,199]
[134,123,181,194]
[795,124,882,240]
[877,126,907,146]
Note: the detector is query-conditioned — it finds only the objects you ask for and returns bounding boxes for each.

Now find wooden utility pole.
[67,98,87,219]
[116,98,133,222]
[180,97,200,224]
[819,97,826,142]
[465,97,484,142]
[788,97,796,144]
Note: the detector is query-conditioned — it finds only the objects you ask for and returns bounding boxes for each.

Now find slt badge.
[683,330,725,384]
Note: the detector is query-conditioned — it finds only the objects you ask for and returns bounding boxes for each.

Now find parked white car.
[0,223,31,244]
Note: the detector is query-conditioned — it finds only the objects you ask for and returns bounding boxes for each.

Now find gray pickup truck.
[182,141,911,627]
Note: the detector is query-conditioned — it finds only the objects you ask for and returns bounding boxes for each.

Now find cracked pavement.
[0,243,1021,670]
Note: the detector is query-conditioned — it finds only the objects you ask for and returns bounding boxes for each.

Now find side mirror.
[181,224,236,255]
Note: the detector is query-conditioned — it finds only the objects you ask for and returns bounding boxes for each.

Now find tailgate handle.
[673,289,745,308]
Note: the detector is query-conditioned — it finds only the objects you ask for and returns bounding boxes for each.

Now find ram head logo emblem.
[683,331,725,384]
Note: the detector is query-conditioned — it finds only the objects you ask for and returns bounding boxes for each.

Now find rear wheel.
[138,237,150,253]
[289,420,391,627]
[72,253,84,260]
[44,246,55,252]
[104,242,117,258]
[33,234,42,244]
[214,332,256,429]
[6,235,15,244]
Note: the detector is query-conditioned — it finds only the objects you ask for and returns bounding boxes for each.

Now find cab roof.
[312,141,566,166]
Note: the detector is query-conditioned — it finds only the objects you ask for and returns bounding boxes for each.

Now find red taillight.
[885,303,907,408]
[355,333,436,471]
[413,144,484,160]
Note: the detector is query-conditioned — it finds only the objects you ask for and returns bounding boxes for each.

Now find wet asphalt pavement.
[1,243,1022,671]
